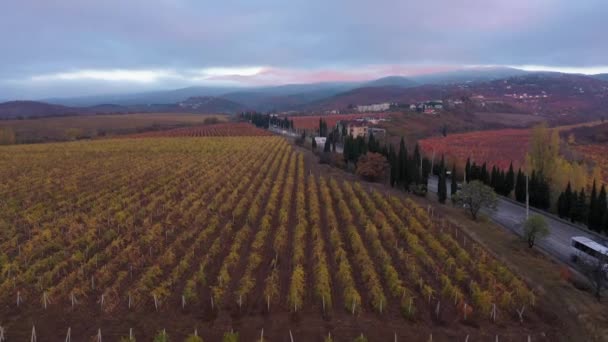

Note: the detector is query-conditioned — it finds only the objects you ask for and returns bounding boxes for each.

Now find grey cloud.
[0,0,607,98]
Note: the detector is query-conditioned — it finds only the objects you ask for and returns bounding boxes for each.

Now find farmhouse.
[347,121,368,137]
[314,137,327,146]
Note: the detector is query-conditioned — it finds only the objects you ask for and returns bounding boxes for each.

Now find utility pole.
[525,172,529,219]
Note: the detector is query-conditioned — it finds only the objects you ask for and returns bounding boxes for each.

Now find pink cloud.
[205,64,461,85]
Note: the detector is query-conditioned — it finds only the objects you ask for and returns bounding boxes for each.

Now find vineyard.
[419,129,530,170]
[0,136,558,341]
[131,122,272,138]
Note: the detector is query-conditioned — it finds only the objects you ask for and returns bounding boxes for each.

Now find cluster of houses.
[504,92,549,99]
[335,119,387,138]
[407,100,444,114]
[356,103,393,112]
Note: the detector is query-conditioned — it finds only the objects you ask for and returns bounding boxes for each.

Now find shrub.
[153,330,169,342]
[355,152,388,181]
[184,334,203,342]
[222,331,239,342]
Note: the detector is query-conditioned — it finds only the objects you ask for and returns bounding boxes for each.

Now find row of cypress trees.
[557,181,608,233]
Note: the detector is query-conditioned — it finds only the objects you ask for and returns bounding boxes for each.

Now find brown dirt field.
[0,113,228,143]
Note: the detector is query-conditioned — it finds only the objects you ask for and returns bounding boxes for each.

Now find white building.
[356,103,391,112]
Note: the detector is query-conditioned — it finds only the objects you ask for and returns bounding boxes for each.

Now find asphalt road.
[427,177,607,269]
[269,127,344,153]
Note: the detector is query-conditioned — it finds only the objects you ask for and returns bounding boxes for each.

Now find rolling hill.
[0,101,83,119]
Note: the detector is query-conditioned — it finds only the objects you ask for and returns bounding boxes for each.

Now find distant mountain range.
[591,73,608,82]
[1,68,607,121]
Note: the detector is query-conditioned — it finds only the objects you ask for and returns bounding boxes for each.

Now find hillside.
[177,96,248,114]
[362,76,417,88]
[0,101,84,119]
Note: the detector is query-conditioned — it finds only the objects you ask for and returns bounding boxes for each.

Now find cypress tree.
[569,189,578,223]
[557,192,567,218]
[564,182,573,220]
[411,144,421,185]
[490,166,498,192]
[465,158,471,183]
[599,185,608,234]
[389,145,397,187]
[578,188,588,224]
[368,132,376,153]
[588,180,599,230]
[480,163,487,185]
[438,168,447,204]
[538,175,551,210]
[451,164,458,198]
[398,138,407,187]
[505,162,515,196]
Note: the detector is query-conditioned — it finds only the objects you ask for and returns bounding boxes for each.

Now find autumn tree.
[356,152,388,182]
[523,215,550,248]
[454,180,498,220]
[526,123,559,178]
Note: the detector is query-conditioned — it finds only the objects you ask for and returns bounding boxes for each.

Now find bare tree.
[453,180,497,220]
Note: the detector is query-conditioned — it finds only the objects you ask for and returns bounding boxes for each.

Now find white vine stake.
[289,329,294,342]
[71,293,77,308]
[528,335,531,342]
[408,297,413,315]
[517,306,525,323]
[31,325,36,342]
[0,326,5,342]
[495,335,499,342]
[42,292,48,310]
[465,335,469,342]
[97,329,102,342]
[435,301,440,319]
[194,329,198,337]
[394,332,397,342]
[211,295,214,310]
[130,328,133,340]
[182,295,186,309]
[153,294,158,311]
[491,303,497,322]
[428,333,433,342]
[65,327,71,342]
[260,328,264,341]
[17,291,22,306]
[128,294,132,309]
[100,294,105,309]
[91,276,95,290]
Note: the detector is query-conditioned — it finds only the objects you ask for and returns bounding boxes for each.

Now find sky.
[1,0,607,99]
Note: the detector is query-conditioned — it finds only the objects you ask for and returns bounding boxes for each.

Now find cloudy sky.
[1,0,607,99]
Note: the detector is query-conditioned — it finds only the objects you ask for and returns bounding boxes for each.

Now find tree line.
[557,181,608,233]
[241,112,294,130]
